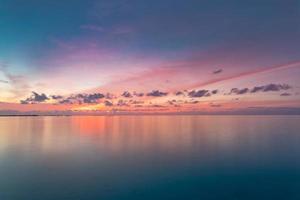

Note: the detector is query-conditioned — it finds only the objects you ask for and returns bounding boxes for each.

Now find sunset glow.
[0,0,299,115]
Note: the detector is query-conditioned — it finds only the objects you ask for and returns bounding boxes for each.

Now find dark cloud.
[82,93,105,103]
[105,93,115,99]
[211,90,218,94]
[213,69,223,74]
[52,93,105,104]
[58,95,77,104]
[250,86,264,93]
[188,90,209,98]
[51,95,63,100]
[130,100,144,104]
[251,84,291,93]
[20,100,29,104]
[175,91,184,96]
[121,91,132,98]
[167,99,177,105]
[59,99,73,104]
[147,90,168,97]
[229,84,292,95]
[20,92,49,104]
[104,100,113,106]
[280,92,292,96]
[133,92,144,97]
[59,93,105,104]
[117,100,129,106]
[187,89,219,98]
[230,88,249,95]
[263,84,291,92]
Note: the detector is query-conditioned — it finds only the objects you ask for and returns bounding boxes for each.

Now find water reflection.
[1,116,300,157]
[0,116,300,199]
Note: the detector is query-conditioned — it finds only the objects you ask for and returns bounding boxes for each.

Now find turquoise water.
[0,116,300,199]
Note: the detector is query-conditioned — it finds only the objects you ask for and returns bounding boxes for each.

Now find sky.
[0,0,300,114]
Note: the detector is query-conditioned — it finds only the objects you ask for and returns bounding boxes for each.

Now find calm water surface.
[0,115,300,199]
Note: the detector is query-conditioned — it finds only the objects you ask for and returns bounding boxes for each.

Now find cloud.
[175,91,184,96]
[20,100,29,104]
[261,84,291,92]
[130,100,144,104]
[82,93,105,103]
[229,83,292,95]
[0,63,31,98]
[121,91,133,98]
[21,92,106,105]
[230,88,249,95]
[211,90,218,94]
[59,99,73,104]
[21,92,49,104]
[105,93,116,99]
[147,90,168,97]
[250,86,264,93]
[117,100,129,107]
[188,90,209,98]
[187,89,219,98]
[32,92,49,102]
[104,100,113,106]
[213,69,223,74]
[51,95,63,100]
[250,84,291,93]
[59,93,105,104]
[280,92,292,96]
[189,61,300,90]
[167,99,177,105]
[133,92,144,97]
